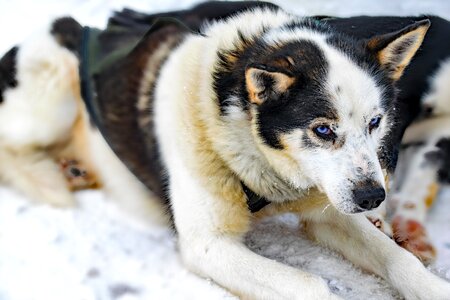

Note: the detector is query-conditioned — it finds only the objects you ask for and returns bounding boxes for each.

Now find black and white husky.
[1,2,450,299]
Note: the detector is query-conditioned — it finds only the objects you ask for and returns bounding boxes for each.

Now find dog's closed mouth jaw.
[348,206,367,214]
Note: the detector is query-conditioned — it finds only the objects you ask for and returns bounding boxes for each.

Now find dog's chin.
[331,201,366,215]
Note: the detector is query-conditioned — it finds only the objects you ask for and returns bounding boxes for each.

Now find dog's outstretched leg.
[0,148,74,207]
[304,205,450,300]
[169,163,341,300]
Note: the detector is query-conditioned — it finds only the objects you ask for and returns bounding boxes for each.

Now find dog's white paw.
[408,275,450,300]
[388,253,450,300]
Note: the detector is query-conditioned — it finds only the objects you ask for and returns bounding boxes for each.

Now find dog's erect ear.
[245,66,294,105]
[366,19,430,81]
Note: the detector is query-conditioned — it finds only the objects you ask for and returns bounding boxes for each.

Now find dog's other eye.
[313,125,335,140]
[369,116,382,133]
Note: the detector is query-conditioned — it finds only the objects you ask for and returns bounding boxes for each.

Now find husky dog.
[109,3,450,264]
[89,5,450,299]
[123,6,450,264]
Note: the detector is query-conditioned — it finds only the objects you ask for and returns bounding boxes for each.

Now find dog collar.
[241,182,271,213]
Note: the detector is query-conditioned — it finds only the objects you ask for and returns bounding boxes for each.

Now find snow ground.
[0,1,450,299]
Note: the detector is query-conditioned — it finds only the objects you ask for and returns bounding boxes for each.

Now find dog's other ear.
[245,65,294,105]
[366,19,430,81]
[51,17,83,54]
[0,46,19,103]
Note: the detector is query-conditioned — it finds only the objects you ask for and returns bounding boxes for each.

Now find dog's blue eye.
[369,116,382,132]
[314,125,333,136]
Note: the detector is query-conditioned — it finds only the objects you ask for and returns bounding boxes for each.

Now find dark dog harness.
[79,26,101,129]
[79,26,139,132]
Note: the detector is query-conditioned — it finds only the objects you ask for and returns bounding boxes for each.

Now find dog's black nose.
[353,186,386,210]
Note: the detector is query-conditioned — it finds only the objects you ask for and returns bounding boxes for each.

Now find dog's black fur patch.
[253,40,335,149]
[0,46,19,103]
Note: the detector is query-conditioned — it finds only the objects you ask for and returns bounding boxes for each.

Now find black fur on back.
[0,46,19,103]
[93,23,192,207]
[103,1,278,61]
[109,1,278,32]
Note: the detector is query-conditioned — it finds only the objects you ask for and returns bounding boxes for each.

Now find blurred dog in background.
[0,14,169,224]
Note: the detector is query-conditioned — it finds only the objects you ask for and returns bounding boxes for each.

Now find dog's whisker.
[321,203,331,214]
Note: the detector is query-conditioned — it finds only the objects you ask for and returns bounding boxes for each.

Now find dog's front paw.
[411,275,450,300]
[392,215,436,264]
[388,254,450,300]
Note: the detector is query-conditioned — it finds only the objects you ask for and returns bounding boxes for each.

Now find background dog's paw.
[59,158,100,191]
[392,216,436,264]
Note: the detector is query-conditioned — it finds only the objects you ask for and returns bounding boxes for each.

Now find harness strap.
[79,26,103,130]
[241,182,271,213]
